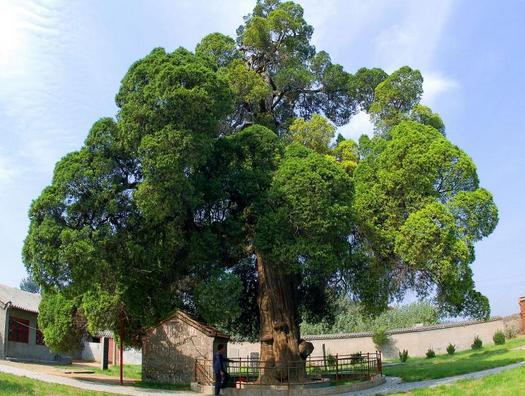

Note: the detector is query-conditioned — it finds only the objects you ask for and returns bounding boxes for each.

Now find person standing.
[213,344,232,395]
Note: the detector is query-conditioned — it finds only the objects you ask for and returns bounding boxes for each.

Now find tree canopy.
[23,0,497,380]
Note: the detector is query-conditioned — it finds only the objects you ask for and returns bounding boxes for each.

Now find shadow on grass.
[133,381,191,391]
[452,348,509,361]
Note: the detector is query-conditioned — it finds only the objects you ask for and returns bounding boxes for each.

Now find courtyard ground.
[0,360,194,395]
[1,337,524,395]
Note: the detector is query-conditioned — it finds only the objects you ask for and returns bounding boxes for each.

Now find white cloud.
[422,72,458,106]
[372,0,455,71]
[337,111,374,141]
[0,152,15,188]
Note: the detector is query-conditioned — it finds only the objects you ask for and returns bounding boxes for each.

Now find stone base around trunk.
[194,375,386,395]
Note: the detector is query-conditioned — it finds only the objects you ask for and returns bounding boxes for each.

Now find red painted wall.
[519,297,525,333]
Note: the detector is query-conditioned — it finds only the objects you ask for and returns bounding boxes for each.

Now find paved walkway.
[343,361,525,395]
[0,362,197,395]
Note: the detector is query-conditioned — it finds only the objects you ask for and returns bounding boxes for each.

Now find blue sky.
[0,0,523,316]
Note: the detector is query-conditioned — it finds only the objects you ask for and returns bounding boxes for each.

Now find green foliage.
[352,121,497,318]
[301,300,438,335]
[256,143,354,268]
[23,48,235,348]
[369,66,423,134]
[372,328,389,348]
[81,288,120,338]
[219,59,271,108]
[399,349,409,363]
[19,275,39,294]
[332,139,359,173]
[286,114,336,154]
[23,0,499,349]
[410,104,445,134]
[326,353,337,368]
[493,331,506,345]
[195,32,240,68]
[446,343,456,355]
[472,336,483,350]
[195,270,243,330]
[348,67,388,111]
[38,292,83,353]
[426,348,436,359]
[234,1,357,130]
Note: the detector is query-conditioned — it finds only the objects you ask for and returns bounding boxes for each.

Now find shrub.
[493,330,505,345]
[327,353,337,368]
[350,352,363,365]
[504,324,520,340]
[471,336,483,350]
[446,343,456,355]
[399,349,409,363]
[426,348,436,358]
[372,328,389,348]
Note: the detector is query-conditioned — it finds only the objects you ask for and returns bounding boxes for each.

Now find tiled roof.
[0,283,40,313]
[95,330,114,338]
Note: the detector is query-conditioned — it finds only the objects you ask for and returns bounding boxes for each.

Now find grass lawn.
[389,365,525,395]
[383,336,525,382]
[77,364,142,380]
[0,372,116,395]
[58,363,190,391]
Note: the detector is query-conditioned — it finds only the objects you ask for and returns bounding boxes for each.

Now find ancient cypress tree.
[23,0,497,383]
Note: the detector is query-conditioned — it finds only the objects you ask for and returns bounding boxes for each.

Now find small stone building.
[142,310,229,384]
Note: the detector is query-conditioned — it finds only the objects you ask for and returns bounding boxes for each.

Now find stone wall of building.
[5,308,65,362]
[230,317,516,360]
[81,341,142,365]
[0,307,6,358]
[142,316,214,384]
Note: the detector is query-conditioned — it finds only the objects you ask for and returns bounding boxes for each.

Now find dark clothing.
[213,351,227,374]
[213,351,231,395]
[214,371,230,395]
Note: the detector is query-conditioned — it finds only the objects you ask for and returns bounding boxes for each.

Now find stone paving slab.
[0,362,199,395]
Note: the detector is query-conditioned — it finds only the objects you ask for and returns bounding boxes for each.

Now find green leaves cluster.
[23,0,498,350]
[301,300,438,335]
[352,121,497,318]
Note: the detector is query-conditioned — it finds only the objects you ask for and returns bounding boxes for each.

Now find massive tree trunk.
[256,251,306,383]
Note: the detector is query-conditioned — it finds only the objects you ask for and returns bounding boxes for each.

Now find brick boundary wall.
[229,315,522,360]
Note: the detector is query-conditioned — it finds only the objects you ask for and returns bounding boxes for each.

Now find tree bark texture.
[256,252,308,383]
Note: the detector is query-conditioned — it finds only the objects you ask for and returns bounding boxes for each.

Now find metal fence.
[195,351,382,386]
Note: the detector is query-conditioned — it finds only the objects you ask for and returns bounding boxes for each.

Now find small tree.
[471,336,483,350]
[372,328,389,349]
[493,331,505,345]
[426,348,436,358]
[446,343,456,355]
[399,349,409,363]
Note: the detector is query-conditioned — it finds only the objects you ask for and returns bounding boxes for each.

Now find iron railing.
[195,351,382,386]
